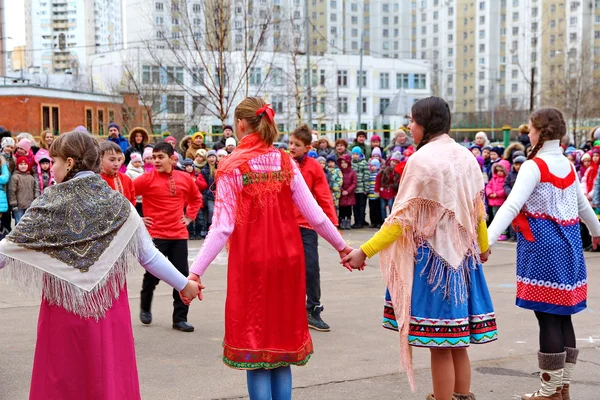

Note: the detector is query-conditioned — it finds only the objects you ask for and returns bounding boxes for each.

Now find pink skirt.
[29,285,141,400]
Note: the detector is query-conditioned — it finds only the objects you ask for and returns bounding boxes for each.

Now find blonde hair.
[40,130,54,150]
[50,130,101,181]
[234,97,279,146]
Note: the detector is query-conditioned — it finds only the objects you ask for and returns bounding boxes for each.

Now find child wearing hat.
[368,159,382,228]
[377,151,402,219]
[216,149,228,163]
[194,149,207,173]
[126,153,145,216]
[143,147,155,173]
[200,150,218,238]
[225,138,236,154]
[351,146,370,229]
[326,154,342,213]
[186,132,207,160]
[351,131,371,159]
[15,138,35,169]
[2,137,16,174]
[9,156,38,224]
[370,135,386,159]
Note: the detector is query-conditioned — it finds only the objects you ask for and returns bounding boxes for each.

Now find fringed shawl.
[0,174,146,320]
[380,134,485,390]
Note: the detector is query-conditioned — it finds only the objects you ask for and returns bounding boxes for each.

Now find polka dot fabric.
[515,158,587,316]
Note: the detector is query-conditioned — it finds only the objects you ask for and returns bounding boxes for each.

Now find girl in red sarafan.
[188,97,352,399]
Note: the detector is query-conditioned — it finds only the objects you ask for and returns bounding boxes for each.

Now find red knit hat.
[16,156,31,172]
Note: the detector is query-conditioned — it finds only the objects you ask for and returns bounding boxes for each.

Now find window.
[479,44,485,53]
[142,65,151,84]
[383,16,389,24]
[433,11,438,20]
[351,28,358,37]
[351,16,358,24]
[167,95,185,113]
[448,20,453,29]
[570,16,577,26]
[192,67,204,85]
[192,3,201,12]
[155,2,163,11]
[337,97,348,114]
[513,0,519,5]
[271,68,284,86]
[570,1,579,10]
[192,96,207,114]
[166,66,175,84]
[155,16,164,25]
[479,1,484,9]
[448,48,454,56]
[396,73,409,89]
[511,83,518,93]
[97,109,105,135]
[479,71,485,80]
[356,97,367,113]
[379,98,390,115]
[337,70,348,86]
[448,7,454,16]
[271,95,284,113]
[357,71,367,88]
[249,67,262,85]
[320,69,326,85]
[512,27,519,35]
[175,67,184,83]
[42,105,60,135]
[109,110,115,123]
[85,108,93,133]
[330,13,337,22]
[512,69,518,79]
[479,86,485,94]
[448,34,453,42]
[380,72,390,89]
[414,74,426,89]
[512,12,519,22]
[479,30,485,39]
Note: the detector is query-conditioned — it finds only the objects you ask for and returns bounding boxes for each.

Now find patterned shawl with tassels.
[380,134,485,390]
[0,173,146,320]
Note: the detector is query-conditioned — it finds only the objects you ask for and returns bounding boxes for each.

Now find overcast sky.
[4,0,26,50]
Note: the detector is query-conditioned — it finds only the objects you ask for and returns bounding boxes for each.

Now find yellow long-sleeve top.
[360,218,489,259]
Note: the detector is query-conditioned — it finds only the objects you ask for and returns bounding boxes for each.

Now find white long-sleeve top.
[488,140,600,246]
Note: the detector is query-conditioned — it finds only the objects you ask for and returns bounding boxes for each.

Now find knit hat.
[17,138,32,153]
[192,131,205,142]
[225,137,237,147]
[469,144,482,150]
[372,147,382,158]
[164,136,177,145]
[351,146,363,155]
[482,145,493,151]
[223,125,233,132]
[1,137,14,149]
[491,146,504,156]
[183,158,194,166]
[143,147,153,160]
[317,156,326,163]
[356,131,367,139]
[217,149,228,157]
[390,151,403,162]
[512,150,525,160]
[108,122,120,133]
[565,146,577,155]
[16,156,30,171]
[196,149,207,158]
[74,126,88,133]
[38,156,51,164]
[207,150,217,158]
[326,154,337,163]
[513,155,527,164]
[582,153,591,162]
[370,159,381,168]
[307,150,318,159]
[371,135,381,143]
[130,153,142,163]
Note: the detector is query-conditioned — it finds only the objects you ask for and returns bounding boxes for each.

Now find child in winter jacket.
[34,150,54,194]
[126,152,145,216]
[337,154,357,230]
[368,159,382,228]
[377,152,402,220]
[351,146,370,229]
[0,156,11,237]
[9,156,38,224]
[370,135,386,160]
[326,155,342,211]
[1,137,16,174]
[486,161,510,240]
[143,147,155,174]
[194,149,207,173]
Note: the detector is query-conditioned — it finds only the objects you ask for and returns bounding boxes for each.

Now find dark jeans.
[353,193,367,226]
[187,207,205,239]
[380,198,394,220]
[300,227,321,311]
[135,202,143,217]
[1,211,11,234]
[140,239,189,323]
[368,198,382,226]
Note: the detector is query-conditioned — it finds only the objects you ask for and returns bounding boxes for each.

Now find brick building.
[0,85,149,136]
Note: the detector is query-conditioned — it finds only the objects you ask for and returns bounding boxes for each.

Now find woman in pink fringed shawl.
[342,97,498,400]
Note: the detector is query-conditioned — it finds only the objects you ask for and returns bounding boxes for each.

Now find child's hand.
[489,193,496,198]
[341,248,367,271]
[338,246,354,271]
[342,190,348,196]
[179,279,205,305]
[480,249,491,263]
[593,236,600,250]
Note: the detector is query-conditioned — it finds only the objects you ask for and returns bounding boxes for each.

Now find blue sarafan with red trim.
[512,157,587,315]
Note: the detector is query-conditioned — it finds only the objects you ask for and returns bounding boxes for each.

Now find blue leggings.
[246,367,292,400]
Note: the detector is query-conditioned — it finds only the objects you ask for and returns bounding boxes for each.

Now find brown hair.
[518,124,529,134]
[234,97,279,146]
[335,139,348,149]
[49,130,100,181]
[40,130,54,150]
[99,140,123,157]
[411,97,451,150]
[527,107,566,160]
[291,124,313,146]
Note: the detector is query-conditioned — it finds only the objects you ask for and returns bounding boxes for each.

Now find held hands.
[480,248,491,263]
[179,274,205,306]
[341,248,367,271]
[338,246,354,271]
[593,236,600,250]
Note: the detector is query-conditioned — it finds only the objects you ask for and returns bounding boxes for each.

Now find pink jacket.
[485,162,508,207]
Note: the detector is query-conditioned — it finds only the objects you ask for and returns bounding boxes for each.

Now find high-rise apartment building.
[24,0,123,74]
[0,0,6,76]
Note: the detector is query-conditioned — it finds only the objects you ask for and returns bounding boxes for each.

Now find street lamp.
[90,55,105,93]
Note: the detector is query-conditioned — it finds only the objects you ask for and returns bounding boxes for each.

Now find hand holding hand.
[341,248,367,271]
[338,246,354,271]
[480,248,491,263]
[187,273,204,301]
[593,236,600,250]
[179,279,204,305]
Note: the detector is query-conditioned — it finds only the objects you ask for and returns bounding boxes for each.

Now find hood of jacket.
[129,127,149,147]
[337,154,353,170]
[504,142,525,163]
[180,135,192,152]
[491,161,509,177]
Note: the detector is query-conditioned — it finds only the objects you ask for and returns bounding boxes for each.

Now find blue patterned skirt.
[383,245,498,348]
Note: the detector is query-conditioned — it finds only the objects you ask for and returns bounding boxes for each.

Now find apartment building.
[24,0,123,74]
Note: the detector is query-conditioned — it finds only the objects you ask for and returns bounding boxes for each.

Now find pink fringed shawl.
[380,134,485,390]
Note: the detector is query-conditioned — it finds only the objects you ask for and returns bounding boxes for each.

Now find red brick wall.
[0,93,148,136]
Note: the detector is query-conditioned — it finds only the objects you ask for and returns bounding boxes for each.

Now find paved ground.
[1,229,599,400]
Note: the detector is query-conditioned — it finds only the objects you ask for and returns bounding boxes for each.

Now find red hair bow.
[256,104,275,122]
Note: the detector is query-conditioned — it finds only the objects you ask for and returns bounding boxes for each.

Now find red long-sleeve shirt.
[134,170,202,239]
[294,156,338,228]
[101,172,136,205]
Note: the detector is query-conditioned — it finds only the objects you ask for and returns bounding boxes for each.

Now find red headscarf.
[586,147,600,193]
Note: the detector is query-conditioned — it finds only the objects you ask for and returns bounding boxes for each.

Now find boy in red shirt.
[134,142,203,332]
[289,124,338,331]
[99,141,136,205]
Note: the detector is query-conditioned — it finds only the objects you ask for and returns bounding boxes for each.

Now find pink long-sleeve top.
[190,150,346,276]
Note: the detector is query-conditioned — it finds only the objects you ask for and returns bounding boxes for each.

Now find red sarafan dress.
[222,152,313,368]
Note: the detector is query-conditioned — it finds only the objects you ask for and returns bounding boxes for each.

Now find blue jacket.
[0,163,11,213]
[108,135,130,153]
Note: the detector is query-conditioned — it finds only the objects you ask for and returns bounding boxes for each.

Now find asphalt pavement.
[1,229,599,399]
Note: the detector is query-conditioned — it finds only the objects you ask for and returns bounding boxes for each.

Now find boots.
[343,218,351,230]
[426,394,460,400]
[453,393,476,400]
[521,352,566,400]
[561,347,579,400]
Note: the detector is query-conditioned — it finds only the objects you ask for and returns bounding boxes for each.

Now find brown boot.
[521,352,565,400]
[561,347,579,400]
[454,393,476,400]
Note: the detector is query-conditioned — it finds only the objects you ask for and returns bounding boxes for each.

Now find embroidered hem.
[407,314,498,348]
[222,340,313,370]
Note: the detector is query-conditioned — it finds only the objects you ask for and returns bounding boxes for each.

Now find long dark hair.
[527,108,566,160]
[411,97,451,150]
